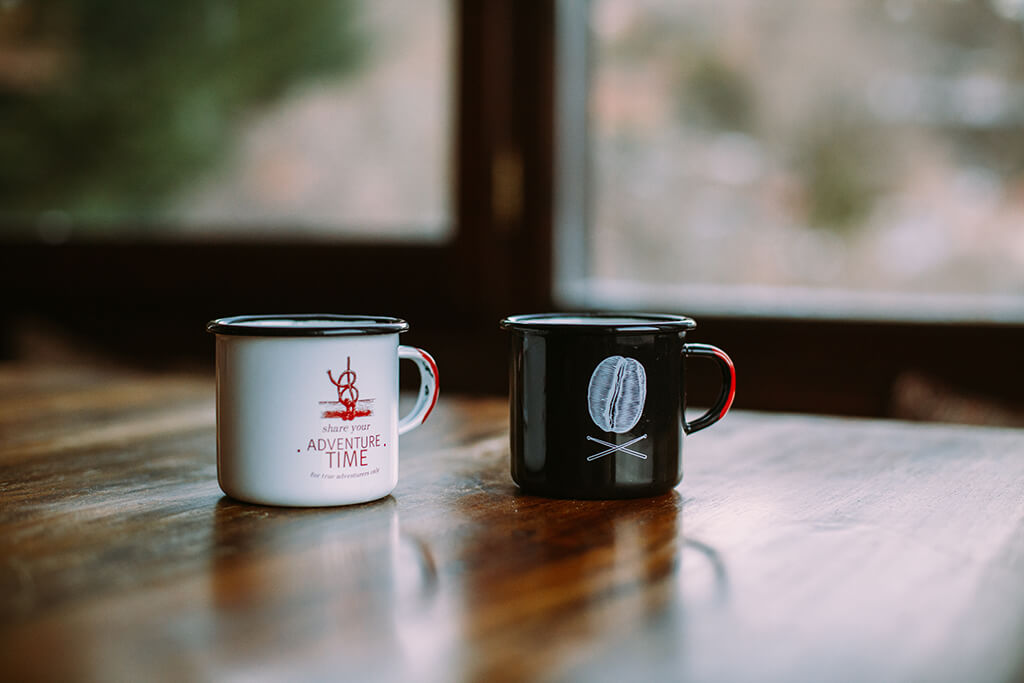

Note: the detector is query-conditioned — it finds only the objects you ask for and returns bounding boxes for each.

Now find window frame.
[2,0,1022,419]
[550,0,1024,419]
[0,0,558,395]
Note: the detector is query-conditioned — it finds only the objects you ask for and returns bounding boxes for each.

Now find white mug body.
[208,315,438,507]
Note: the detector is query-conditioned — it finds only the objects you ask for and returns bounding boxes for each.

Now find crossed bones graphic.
[586,434,648,461]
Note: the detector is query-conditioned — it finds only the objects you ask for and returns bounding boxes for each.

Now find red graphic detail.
[323,357,373,420]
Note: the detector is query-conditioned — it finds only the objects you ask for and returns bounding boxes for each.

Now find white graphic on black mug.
[586,355,648,461]
[585,434,648,461]
[587,355,647,433]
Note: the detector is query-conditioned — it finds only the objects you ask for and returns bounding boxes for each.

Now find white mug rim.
[207,314,409,337]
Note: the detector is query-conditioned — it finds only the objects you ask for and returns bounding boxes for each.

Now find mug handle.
[683,343,736,434]
[398,345,440,435]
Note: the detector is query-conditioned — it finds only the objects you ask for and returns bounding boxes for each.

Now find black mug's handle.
[683,343,736,434]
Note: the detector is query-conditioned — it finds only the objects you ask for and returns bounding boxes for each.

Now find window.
[4,0,1021,417]
[560,0,1024,323]
[553,0,1024,419]
[0,0,452,242]
[0,1,554,399]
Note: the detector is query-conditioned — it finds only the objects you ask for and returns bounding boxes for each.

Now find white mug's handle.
[398,345,440,435]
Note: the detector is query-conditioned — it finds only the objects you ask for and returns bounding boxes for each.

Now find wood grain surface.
[1,364,1023,682]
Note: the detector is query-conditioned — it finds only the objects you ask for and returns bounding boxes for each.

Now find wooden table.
[2,365,1023,683]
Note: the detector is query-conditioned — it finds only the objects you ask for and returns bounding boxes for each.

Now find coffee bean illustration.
[587,355,646,433]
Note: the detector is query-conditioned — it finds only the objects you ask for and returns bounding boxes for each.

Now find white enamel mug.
[206,314,439,506]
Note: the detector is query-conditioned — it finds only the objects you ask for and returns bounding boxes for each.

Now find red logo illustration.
[321,357,374,420]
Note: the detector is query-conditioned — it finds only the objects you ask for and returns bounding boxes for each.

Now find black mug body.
[502,313,736,500]
[509,329,684,498]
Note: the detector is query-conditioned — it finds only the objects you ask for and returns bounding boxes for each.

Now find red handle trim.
[418,348,440,425]
[710,346,735,421]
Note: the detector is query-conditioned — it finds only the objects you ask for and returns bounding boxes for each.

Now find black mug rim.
[206,314,409,337]
[500,312,696,334]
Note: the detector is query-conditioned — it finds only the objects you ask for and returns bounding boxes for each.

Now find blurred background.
[2,0,1023,423]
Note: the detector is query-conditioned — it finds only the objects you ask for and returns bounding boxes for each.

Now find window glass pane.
[583,0,1024,319]
[0,0,451,241]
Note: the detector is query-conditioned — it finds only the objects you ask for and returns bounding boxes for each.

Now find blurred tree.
[0,0,363,225]
[795,111,888,231]
[679,56,754,132]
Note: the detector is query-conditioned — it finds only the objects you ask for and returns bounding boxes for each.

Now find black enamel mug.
[500,313,736,499]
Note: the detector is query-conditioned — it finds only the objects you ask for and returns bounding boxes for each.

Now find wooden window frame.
[0,0,556,395]
[2,0,1022,418]
[547,0,1024,419]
